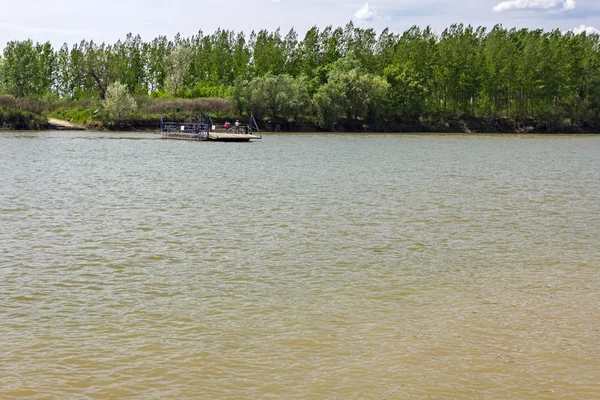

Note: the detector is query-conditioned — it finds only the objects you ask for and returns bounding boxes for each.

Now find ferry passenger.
[224,121,230,129]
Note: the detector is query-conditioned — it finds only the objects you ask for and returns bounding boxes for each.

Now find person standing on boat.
[235,119,240,134]
[206,113,212,133]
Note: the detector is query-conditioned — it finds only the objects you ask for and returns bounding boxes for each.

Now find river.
[1,131,599,399]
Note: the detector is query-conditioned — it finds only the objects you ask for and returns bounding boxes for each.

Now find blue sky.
[1,0,599,47]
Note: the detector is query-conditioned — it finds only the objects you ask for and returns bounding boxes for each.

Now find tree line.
[1,23,600,130]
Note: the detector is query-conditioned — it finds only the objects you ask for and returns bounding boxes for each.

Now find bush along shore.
[2,23,600,133]
[0,94,237,131]
[1,94,599,133]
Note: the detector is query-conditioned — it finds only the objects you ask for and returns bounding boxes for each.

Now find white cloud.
[493,0,576,12]
[354,3,378,22]
[569,25,600,35]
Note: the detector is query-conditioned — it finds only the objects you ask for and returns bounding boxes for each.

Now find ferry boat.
[160,114,261,142]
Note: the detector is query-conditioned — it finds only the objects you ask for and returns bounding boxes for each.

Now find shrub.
[101,82,137,125]
[0,107,47,129]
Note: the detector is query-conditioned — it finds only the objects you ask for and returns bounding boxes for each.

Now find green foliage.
[248,73,309,122]
[101,81,137,125]
[1,40,56,98]
[50,106,97,125]
[317,56,389,124]
[0,107,47,129]
[165,45,192,97]
[1,23,600,131]
[229,77,252,114]
[419,114,450,131]
[136,97,234,117]
[251,29,287,77]
[313,81,345,129]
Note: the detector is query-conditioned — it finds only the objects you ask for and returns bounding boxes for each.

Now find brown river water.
[1,132,599,399]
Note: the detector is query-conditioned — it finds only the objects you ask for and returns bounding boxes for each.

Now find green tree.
[230,76,251,114]
[320,26,345,66]
[165,45,192,97]
[81,41,114,99]
[325,56,390,123]
[248,72,309,123]
[297,26,321,79]
[437,24,484,115]
[146,36,172,95]
[2,23,600,129]
[110,34,147,95]
[55,44,72,98]
[0,55,4,92]
[384,26,437,118]
[250,29,286,77]
[102,81,137,125]
[1,40,53,97]
[232,32,252,81]
[480,25,512,116]
[313,81,345,129]
[37,42,57,97]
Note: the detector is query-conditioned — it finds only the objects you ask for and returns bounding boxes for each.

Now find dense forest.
[1,22,600,132]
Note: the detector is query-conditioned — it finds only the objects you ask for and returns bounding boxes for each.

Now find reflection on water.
[1,131,599,399]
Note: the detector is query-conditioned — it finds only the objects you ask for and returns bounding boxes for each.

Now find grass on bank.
[1,94,596,133]
[0,95,238,130]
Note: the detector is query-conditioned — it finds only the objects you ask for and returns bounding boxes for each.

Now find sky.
[1,0,599,47]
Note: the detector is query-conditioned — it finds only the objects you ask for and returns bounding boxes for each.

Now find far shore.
[39,117,599,134]
[4,128,599,136]
[2,116,599,135]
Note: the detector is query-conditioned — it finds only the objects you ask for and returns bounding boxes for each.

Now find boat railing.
[161,122,207,134]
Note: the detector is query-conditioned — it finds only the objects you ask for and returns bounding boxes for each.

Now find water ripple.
[1,132,599,399]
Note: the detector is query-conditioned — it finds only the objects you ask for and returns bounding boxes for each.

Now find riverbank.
[47,118,85,130]
[4,114,600,134]
[1,96,599,133]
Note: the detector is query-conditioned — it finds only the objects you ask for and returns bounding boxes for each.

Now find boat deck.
[208,133,261,142]
[160,131,261,142]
